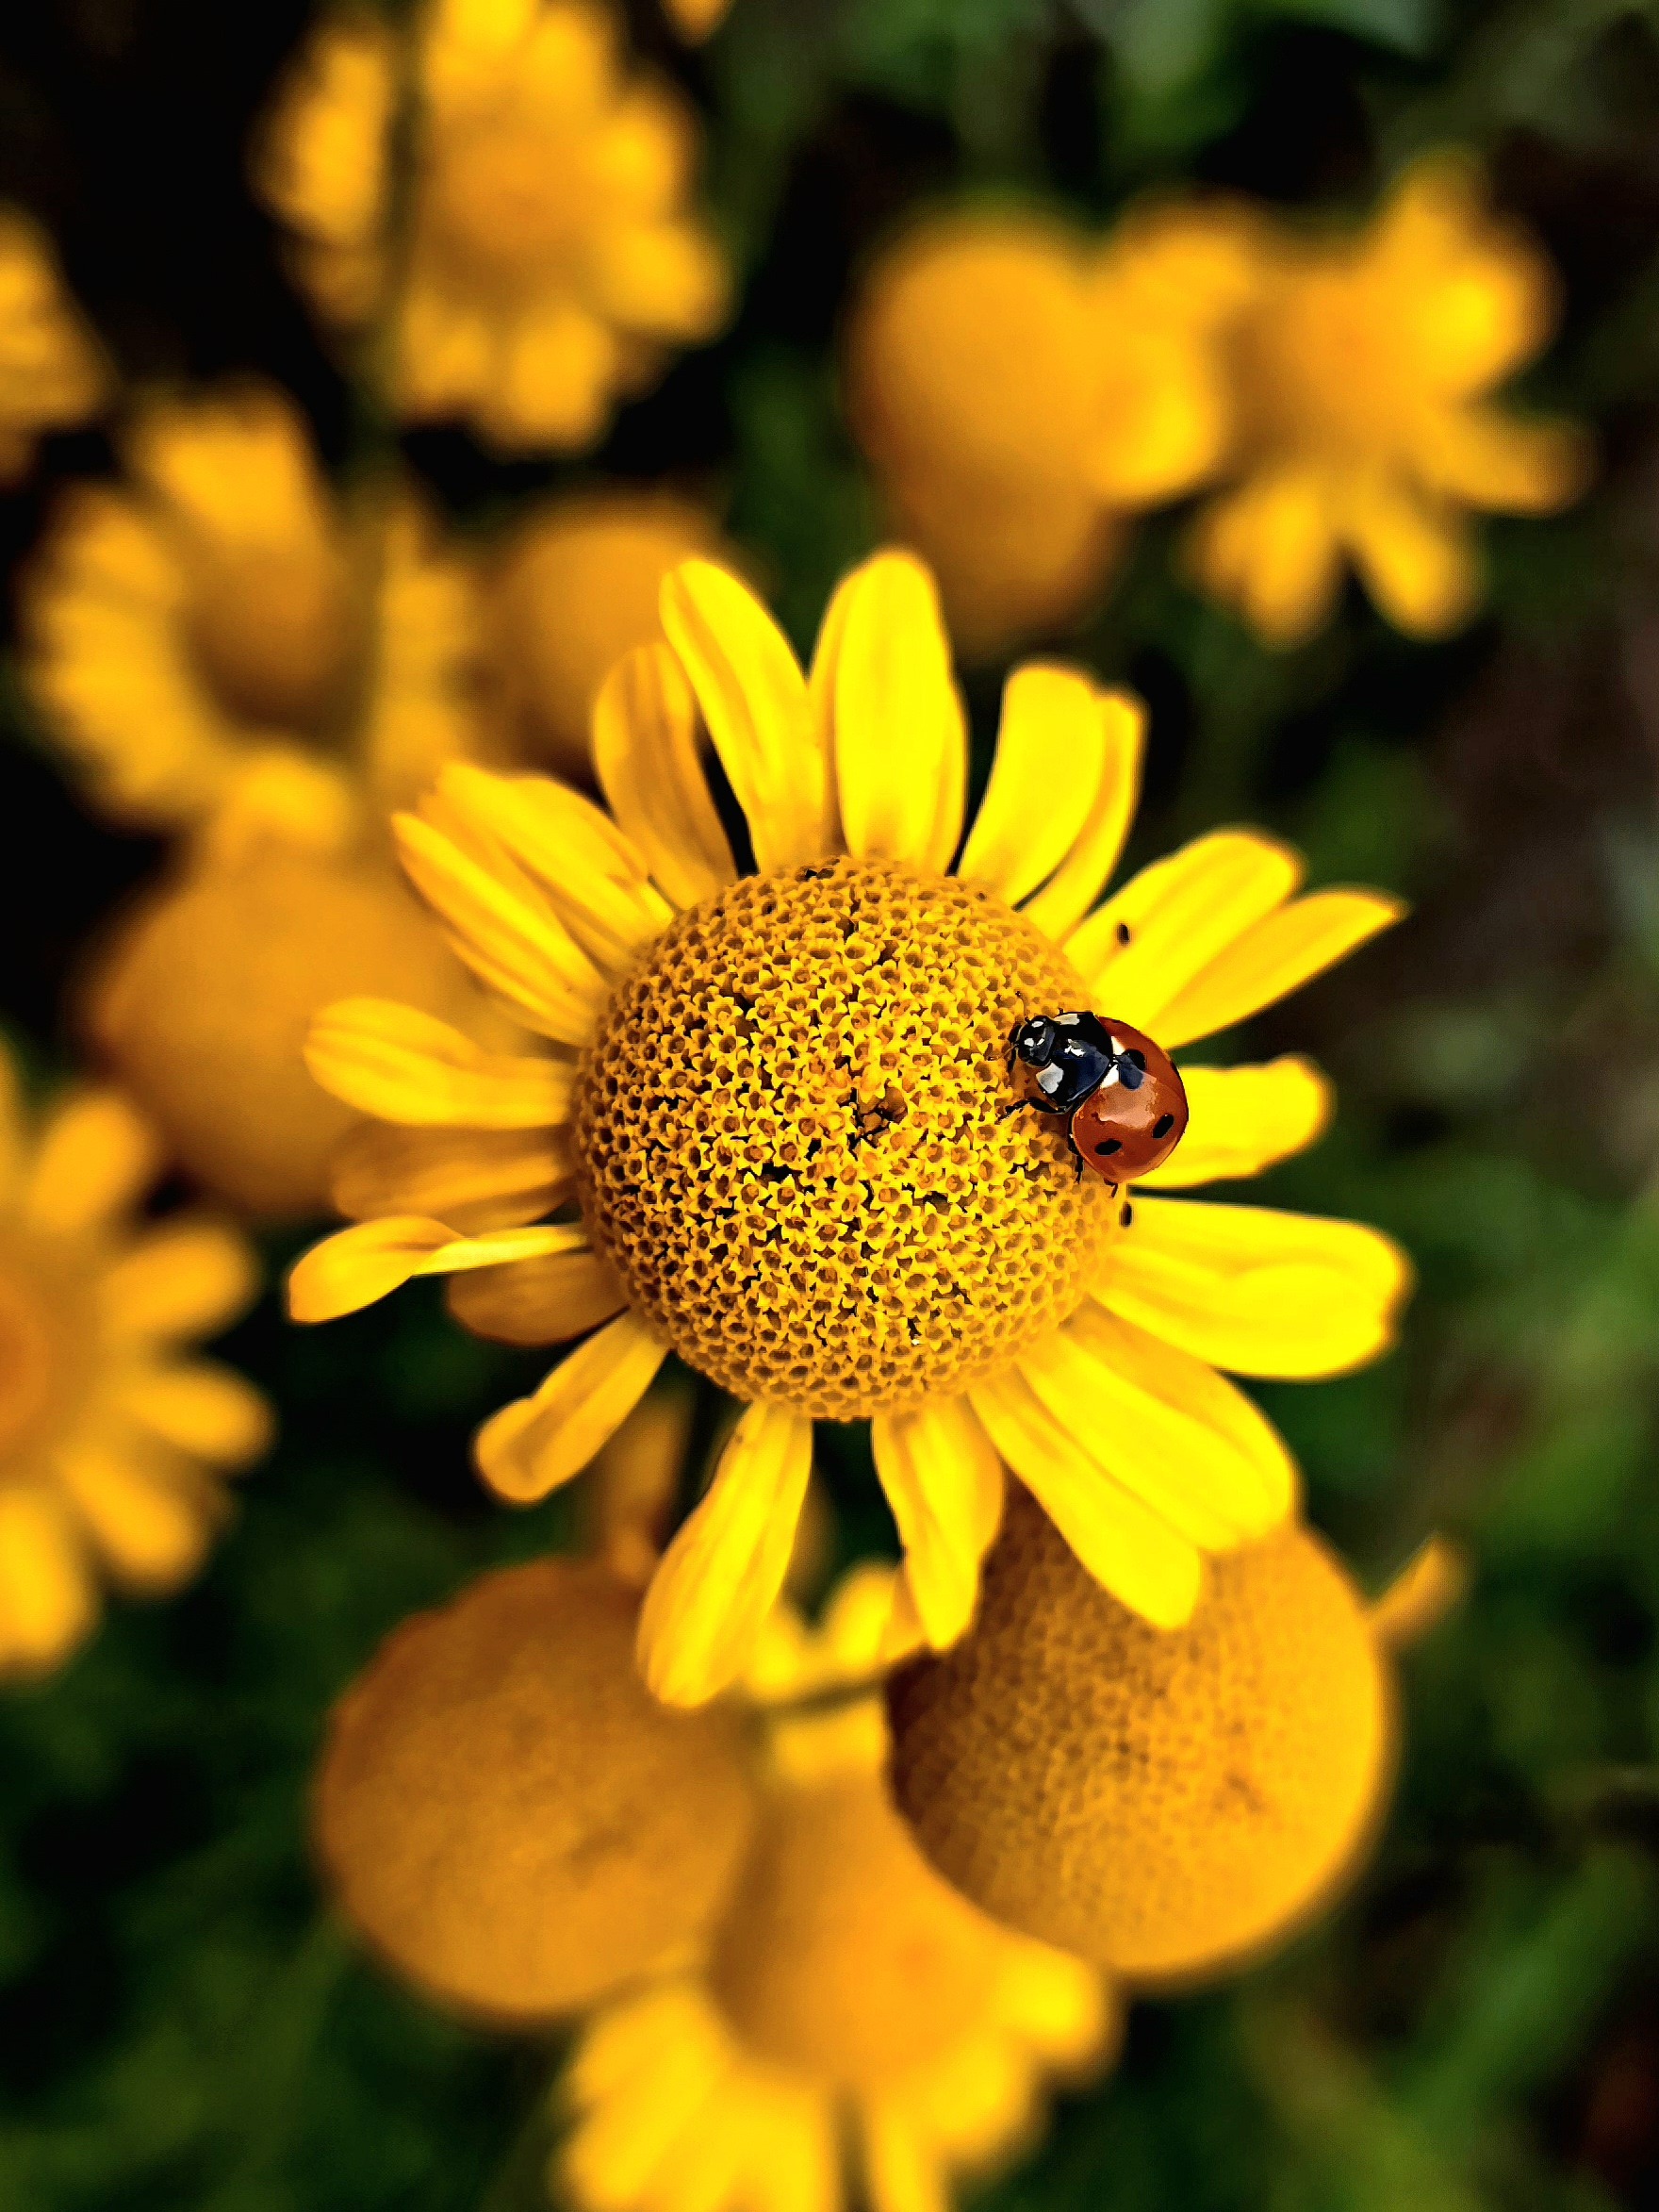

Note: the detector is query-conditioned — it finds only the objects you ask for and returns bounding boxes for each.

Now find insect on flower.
[1004,1012,1189,1185]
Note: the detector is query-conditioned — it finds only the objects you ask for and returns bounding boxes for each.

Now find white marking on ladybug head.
[1055,1011,1081,1026]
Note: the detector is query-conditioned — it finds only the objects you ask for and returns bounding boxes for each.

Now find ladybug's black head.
[1010,1015,1061,1069]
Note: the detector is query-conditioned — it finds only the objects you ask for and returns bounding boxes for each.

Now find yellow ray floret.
[0,1047,268,1676]
[0,206,108,481]
[290,547,1409,1703]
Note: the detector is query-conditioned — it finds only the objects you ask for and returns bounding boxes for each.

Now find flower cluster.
[846,157,1587,652]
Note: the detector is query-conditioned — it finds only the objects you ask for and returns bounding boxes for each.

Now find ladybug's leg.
[997,1096,1067,1122]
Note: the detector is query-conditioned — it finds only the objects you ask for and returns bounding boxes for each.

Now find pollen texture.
[886,1489,1395,1984]
[313,1558,757,2025]
[575,857,1115,1420]
[707,1772,1003,2092]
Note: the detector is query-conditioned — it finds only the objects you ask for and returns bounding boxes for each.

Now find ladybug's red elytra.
[1002,1012,1188,1186]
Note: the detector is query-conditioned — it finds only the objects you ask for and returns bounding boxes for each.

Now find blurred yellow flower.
[1191,154,1589,645]
[844,206,1257,654]
[888,1487,1427,1984]
[313,1553,758,2024]
[0,206,109,482]
[0,1047,268,1675]
[562,1568,1114,2212]
[483,489,728,784]
[664,0,733,37]
[24,378,482,843]
[288,550,1409,1704]
[255,0,730,453]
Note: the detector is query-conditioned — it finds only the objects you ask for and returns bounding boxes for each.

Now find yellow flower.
[24,378,480,842]
[313,1552,758,2024]
[887,1486,1421,1983]
[483,490,729,784]
[0,1046,268,1675]
[562,1567,1113,2212]
[664,0,733,37]
[0,206,109,482]
[255,0,730,453]
[1190,153,1589,645]
[844,205,1257,654]
[288,550,1410,1703]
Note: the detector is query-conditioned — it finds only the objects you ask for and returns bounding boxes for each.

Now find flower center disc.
[575,857,1116,1420]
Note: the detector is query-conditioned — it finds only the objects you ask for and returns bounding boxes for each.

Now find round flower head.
[561,1567,1114,2212]
[483,491,728,784]
[289,550,1410,1704]
[86,841,495,1221]
[844,205,1258,654]
[313,1554,758,2025]
[0,206,108,482]
[255,0,729,454]
[1190,153,1589,645]
[24,379,482,842]
[0,1046,268,1674]
[886,1488,1454,1984]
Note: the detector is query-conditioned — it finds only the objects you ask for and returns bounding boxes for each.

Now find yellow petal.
[636,1400,813,1706]
[861,2103,949,2212]
[594,643,737,909]
[1018,688,1146,941]
[305,997,574,1130]
[393,812,609,1046]
[115,1361,272,1466]
[1136,1056,1332,1189]
[429,763,671,974]
[1019,1304,1296,1545]
[474,1311,667,1504]
[1098,1195,1411,1378]
[958,665,1110,906]
[0,1040,26,1205]
[58,1441,213,1592]
[1188,469,1343,648]
[968,1367,1202,1626]
[1154,888,1405,1049]
[994,1940,1116,2067]
[448,1245,626,1346]
[813,552,967,868]
[24,1090,159,1234]
[1344,481,1478,640]
[287,1217,585,1323]
[331,1121,574,1232]
[659,560,831,871]
[871,1396,1002,1649]
[0,1488,94,1673]
[1369,1534,1467,1652]
[102,1222,258,1344]
[1065,828,1302,1025]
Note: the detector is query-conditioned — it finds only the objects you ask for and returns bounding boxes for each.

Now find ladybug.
[1002,1012,1188,1184]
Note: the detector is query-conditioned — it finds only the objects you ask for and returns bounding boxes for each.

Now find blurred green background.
[5,0,1659,2204]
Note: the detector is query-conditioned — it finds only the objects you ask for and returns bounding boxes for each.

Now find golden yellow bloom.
[1191,154,1589,644]
[561,1567,1114,2212]
[288,550,1409,1704]
[24,378,481,842]
[313,1554,757,2024]
[483,491,728,784]
[0,1046,268,1675]
[844,206,1257,654]
[664,0,733,37]
[85,841,496,1222]
[255,0,729,453]
[887,1487,1424,1984]
[0,206,109,481]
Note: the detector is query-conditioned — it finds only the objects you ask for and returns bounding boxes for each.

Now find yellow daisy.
[0,205,109,482]
[1190,152,1589,645]
[0,1044,269,1675]
[255,0,730,453]
[561,1565,1113,2212]
[24,377,481,844]
[844,203,1259,654]
[288,549,1410,1703]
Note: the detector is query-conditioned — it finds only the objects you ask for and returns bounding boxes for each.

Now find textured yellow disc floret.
[886,1489,1394,1984]
[576,856,1115,1419]
[707,1772,1006,2093]
[314,1558,757,2025]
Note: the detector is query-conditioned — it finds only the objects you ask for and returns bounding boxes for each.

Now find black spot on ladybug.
[1116,921,1131,945]
[1120,1201,1133,1228]
[1153,1114,1174,1139]
[1094,1138,1122,1156]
